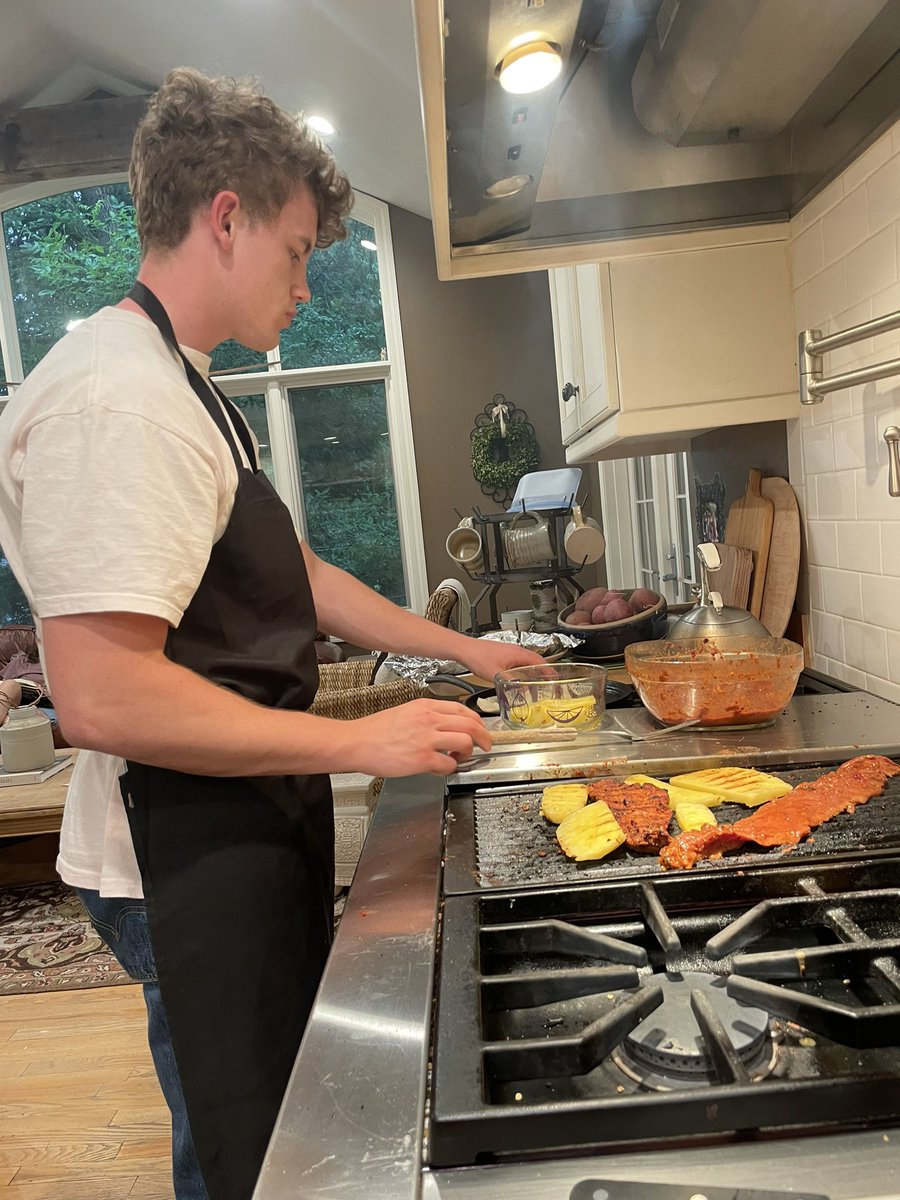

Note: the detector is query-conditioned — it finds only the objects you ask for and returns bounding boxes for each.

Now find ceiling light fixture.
[360,239,378,252]
[497,40,562,94]
[307,115,336,136]
[485,173,533,198]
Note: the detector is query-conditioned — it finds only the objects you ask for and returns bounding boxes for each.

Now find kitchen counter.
[254,693,900,1200]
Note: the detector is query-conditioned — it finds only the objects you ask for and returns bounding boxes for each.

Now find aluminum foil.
[383,632,583,687]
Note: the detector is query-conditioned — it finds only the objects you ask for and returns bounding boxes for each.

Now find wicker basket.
[310,657,424,721]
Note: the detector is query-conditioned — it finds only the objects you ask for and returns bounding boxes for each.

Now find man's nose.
[292,269,311,304]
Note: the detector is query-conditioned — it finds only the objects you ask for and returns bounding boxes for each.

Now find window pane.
[288,381,406,605]
[280,219,386,370]
[3,184,140,375]
[229,395,274,485]
[210,340,268,375]
[0,548,32,624]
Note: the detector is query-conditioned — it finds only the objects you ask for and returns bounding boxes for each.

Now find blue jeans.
[76,889,210,1200]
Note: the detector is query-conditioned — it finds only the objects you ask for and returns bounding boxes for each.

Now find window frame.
[0,180,427,612]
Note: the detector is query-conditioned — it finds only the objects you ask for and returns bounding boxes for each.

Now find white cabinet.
[549,263,619,445]
[549,240,800,461]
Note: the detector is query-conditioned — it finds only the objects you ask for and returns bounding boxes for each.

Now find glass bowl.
[494,663,607,731]
[624,637,804,728]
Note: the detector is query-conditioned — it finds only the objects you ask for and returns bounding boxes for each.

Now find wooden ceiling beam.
[0,94,149,185]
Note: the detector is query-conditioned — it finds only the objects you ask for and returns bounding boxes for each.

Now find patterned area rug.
[0,881,130,995]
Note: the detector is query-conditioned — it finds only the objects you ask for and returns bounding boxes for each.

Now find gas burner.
[612,971,777,1090]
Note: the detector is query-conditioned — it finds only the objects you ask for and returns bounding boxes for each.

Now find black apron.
[120,283,334,1200]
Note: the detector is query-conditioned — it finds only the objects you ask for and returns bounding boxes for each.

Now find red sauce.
[660,755,900,870]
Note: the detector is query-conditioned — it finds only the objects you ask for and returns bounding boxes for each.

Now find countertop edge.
[254,772,445,1200]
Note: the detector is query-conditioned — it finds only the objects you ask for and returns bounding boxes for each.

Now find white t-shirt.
[0,306,258,898]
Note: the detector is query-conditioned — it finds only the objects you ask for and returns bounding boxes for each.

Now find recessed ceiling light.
[307,115,336,136]
[497,40,562,94]
[485,173,533,198]
[360,239,378,252]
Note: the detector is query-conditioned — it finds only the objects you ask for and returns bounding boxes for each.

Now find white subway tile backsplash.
[836,520,882,573]
[791,222,824,288]
[806,259,848,329]
[865,675,900,704]
[812,610,844,660]
[867,152,900,235]
[818,566,864,620]
[861,572,900,632]
[842,129,893,192]
[800,423,834,473]
[831,417,867,470]
[822,186,868,264]
[789,117,900,687]
[814,471,856,520]
[842,618,887,676]
[798,177,844,227]
[882,522,900,576]
[807,520,838,568]
[846,227,898,310]
[887,630,900,682]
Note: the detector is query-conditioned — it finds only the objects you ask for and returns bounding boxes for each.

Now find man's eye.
[290,251,300,263]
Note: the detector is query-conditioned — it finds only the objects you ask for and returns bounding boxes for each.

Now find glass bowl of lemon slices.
[494,663,607,732]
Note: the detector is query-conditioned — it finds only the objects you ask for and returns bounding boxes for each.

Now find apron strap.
[127,282,258,472]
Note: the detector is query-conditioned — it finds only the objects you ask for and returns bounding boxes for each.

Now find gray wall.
[389,205,602,620]
[691,420,790,515]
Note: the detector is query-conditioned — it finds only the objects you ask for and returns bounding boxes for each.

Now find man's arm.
[41,611,491,778]
[301,543,544,679]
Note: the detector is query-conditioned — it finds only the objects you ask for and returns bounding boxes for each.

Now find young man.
[0,68,541,1200]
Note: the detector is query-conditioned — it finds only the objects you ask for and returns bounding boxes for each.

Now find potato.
[565,609,590,625]
[630,587,659,612]
[575,587,608,614]
[604,598,635,622]
[590,604,608,624]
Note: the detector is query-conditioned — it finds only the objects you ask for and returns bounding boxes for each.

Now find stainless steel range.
[254,689,900,1200]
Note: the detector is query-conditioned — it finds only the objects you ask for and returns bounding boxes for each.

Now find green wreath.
[471,420,540,492]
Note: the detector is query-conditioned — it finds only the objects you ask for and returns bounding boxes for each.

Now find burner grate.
[428,859,900,1168]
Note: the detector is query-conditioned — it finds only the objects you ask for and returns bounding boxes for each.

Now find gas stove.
[256,689,900,1200]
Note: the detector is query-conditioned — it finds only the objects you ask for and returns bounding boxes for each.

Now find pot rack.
[798,305,900,498]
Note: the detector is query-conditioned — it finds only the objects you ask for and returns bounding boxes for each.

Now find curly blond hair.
[130,67,352,253]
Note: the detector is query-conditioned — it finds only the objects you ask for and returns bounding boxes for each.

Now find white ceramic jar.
[0,706,56,773]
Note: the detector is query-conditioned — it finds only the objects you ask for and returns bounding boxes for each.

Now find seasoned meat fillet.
[587,779,671,853]
[660,754,899,870]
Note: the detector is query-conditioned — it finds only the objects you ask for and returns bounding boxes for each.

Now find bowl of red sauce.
[624,636,805,728]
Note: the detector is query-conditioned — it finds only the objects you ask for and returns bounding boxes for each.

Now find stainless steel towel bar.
[799,309,900,499]
[799,309,900,405]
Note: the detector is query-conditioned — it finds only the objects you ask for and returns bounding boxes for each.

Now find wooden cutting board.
[759,476,801,637]
[724,469,775,619]
[710,543,753,609]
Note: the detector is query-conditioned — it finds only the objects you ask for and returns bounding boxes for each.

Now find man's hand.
[347,699,492,777]
[455,638,545,683]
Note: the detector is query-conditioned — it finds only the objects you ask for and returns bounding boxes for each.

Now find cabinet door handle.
[885,426,900,497]
[561,382,580,403]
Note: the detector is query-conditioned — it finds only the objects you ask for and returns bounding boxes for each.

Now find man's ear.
[209,191,241,249]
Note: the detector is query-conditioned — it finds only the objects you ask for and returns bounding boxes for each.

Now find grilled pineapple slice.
[669,767,792,807]
[557,801,625,862]
[540,783,589,824]
[674,801,718,833]
[625,774,725,809]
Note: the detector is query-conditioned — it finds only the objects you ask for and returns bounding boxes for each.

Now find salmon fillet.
[587,779,671,853]
[660,754,900,870]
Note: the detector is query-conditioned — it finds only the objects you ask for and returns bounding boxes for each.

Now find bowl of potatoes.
[559,586,668,659]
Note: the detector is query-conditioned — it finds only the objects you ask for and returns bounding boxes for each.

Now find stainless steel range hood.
[413,0,900,279]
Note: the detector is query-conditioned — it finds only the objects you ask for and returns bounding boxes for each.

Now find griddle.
[443,762,900,894]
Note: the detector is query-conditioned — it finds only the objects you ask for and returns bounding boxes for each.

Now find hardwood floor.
[0,984,173,1198]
